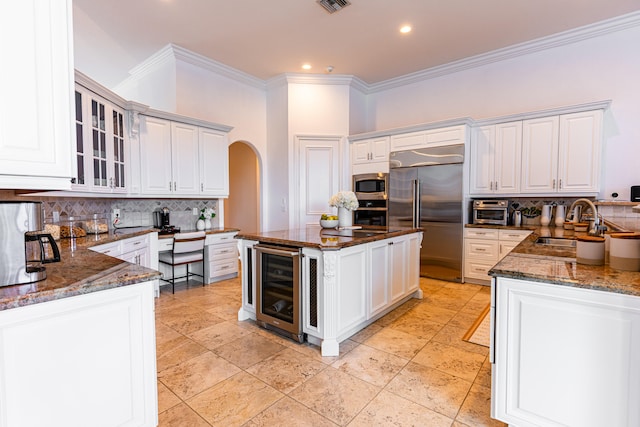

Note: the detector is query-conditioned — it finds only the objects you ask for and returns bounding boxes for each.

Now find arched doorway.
[225,141,260,233]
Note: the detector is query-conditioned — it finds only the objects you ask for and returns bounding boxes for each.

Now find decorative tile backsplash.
[0,191,219,231]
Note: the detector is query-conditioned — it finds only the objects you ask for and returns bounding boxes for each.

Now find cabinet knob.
[552,179,556,189]
[201,183,204,191]
[559,179,562,189]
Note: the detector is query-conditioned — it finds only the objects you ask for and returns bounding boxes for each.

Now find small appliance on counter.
[153,207,180,235]
[472,199,509,226]
[0,201,61,287]
[631,186,640,202]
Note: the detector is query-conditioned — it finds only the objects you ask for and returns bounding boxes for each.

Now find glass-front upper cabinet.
[73,85,127,193]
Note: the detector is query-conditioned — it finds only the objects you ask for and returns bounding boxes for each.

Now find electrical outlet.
[52,211,60,222]
[192,207,198,215]
[112,208,120,217]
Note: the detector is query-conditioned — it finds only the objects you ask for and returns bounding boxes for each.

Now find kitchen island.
[236,226,423,356]
[488,227,640,427]
[0,228,161,427]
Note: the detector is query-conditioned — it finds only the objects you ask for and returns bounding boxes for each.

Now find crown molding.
[368,10,640,93]
[473,100,612,127]
[171,44,266,90]
[75,69,128,108]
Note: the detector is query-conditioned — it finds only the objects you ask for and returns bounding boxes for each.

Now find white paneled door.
[296,136,341,228]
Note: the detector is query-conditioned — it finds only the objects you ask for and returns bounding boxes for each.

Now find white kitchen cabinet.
[139,115,230,197]
[368,240,391,318]
[470,122,522,195]
[0,0,74,190]
[72,85,127,193]
[204,231,238,283]
[492,277,640,427]
[0,280,158,427]
[464,228,530,284]
[90,233,155,270]
[199,128,230,196]
[351,136,390,175]
[521,110,602,195]
[390,125,467,152]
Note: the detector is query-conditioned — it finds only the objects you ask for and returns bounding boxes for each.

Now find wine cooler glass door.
[255,244,301,339]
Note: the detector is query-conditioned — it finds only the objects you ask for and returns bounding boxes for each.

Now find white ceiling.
[73,0,640,88]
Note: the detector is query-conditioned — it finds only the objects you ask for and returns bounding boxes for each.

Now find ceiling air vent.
[317,0,351,14]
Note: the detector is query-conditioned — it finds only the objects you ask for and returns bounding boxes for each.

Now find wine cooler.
[255,244,304,342]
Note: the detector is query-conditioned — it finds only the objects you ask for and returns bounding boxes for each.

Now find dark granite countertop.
[236,226,422,250]
[157,227,240,239]
[488,225,640,297]
[0,228,162,311]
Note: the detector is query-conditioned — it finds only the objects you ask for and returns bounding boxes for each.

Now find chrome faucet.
[568,198,606,236]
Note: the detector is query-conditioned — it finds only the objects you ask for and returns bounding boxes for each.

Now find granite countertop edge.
[487,226,640,297]
[235,227,423,250]
[0,228,162,311]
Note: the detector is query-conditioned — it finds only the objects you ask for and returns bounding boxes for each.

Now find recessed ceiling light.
[302,64,312,70]
[400,25,412,34]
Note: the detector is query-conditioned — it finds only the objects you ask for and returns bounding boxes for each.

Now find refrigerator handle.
[413,179,420,228]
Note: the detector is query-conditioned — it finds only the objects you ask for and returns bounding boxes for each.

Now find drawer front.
[121,235,148,253]
[208,259,238,278]
[157,238,173,252]
[499,229,532,242]
[464,259,495,280]
[464,228,499,240]
[465,238,499,260]
[207,242,237,261]
[205,232,237,246]
[91,241,120,256]
[499,241,520,259]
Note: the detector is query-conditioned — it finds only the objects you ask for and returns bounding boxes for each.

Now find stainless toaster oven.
[472,199,509,226]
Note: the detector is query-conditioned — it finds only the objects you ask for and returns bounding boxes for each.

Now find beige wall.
[226,142,260,233]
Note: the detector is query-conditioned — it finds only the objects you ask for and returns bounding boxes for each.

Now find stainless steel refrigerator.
[388,145,464,282]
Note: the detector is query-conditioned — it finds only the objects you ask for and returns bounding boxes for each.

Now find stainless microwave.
[353,173,388,200]
[472,199,509,225]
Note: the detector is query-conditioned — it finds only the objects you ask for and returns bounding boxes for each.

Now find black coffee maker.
[153,207,170,228]
[153,207,179,234]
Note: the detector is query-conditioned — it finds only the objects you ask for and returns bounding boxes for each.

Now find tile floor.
[155,275,506,426]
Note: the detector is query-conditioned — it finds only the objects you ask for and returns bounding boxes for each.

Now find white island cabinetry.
[238,231,423,357]
[492,277,640,427]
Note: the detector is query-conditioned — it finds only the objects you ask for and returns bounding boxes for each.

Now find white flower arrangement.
[200,207,216,220]
[329,191,359,211]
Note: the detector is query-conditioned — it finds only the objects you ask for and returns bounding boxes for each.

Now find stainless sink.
[535,237,576,248]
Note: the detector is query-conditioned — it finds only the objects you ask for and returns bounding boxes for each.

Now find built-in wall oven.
[353,173,388,228]
[255,243,304,342]
[353,173,387,200]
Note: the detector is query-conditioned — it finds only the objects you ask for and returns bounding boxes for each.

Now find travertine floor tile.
[289,367,380,426]
[188,320,253,350]
[388,311,444,340]
[153,277,503,426]
[432,323,489,356]
[412,341,486,381]
[213,332,286,369]
[364,327,428,359]
[456,383,506,427]
[157,402,210,427]
[156,381,181,414]
[348,322,384,343]
[331,344,408,387]
[158,309,225,335]
[187,371,283,427]
[386,361,472,418]
[156,336,208,372]
[349,389,453,427]
[246,347,327,394]
[407,303,458,324]
[158,351,241,400]
[244,396,337,427]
